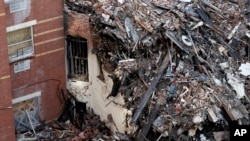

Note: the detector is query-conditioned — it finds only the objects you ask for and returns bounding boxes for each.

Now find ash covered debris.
[65,0,250,140]
[16,91,115,141]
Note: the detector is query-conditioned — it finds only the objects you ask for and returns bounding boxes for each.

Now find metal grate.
[66,35,89,81]
[14,59,31,73]
[17,46,33,57]
[10,0,27,13]
[13,98,40,132]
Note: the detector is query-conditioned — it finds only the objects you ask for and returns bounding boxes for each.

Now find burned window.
[66,35,88,81]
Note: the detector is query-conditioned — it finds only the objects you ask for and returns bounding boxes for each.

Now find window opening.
[7,26,34,62]
[10,0,27,13]
[14,59,31,73]
[66,35,88,81]
[13,98,39,133]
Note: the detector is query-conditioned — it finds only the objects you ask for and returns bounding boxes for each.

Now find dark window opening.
[66,35,88,81]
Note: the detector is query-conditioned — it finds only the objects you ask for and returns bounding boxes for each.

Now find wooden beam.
[130,54,170,125]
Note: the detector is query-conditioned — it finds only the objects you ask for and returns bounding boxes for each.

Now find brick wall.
[0,0,66,140]
[0,0,15,140]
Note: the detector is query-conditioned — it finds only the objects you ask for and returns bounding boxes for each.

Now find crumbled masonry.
[18,0,250,140]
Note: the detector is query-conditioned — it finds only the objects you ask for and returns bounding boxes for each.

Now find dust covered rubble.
[66,0,250,140]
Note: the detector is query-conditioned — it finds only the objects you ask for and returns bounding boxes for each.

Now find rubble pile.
[67,0,250,140]
[16,92,115,141]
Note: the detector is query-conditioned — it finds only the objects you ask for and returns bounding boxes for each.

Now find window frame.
[9,0,28,13]
[7,20,37,63]
[14,59,31,73]
[66,35,89,81]
[12,91,41,132]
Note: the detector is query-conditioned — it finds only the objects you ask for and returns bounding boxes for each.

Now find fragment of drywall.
[227,73,245,99]
[239,62,250,76]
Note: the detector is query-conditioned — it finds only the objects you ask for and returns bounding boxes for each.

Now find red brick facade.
[0,0,66,140]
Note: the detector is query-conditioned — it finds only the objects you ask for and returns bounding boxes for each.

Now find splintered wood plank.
[219,94,248,120]
[130,54,170,125]
[207,106,219,123]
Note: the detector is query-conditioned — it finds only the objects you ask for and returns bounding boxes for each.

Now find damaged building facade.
[63,0,250,140]
[1,0,250,140]
[64,0,128,134]
[0,0,127,140]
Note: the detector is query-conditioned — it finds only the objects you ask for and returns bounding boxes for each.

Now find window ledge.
[7,20,37,32]
[9,54,35,64]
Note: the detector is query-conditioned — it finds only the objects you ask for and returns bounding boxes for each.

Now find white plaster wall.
[88,66,127,133]
[67,80,91,103]
[67,43,127,133]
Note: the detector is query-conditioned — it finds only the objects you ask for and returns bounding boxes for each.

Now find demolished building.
[63,0,250,140]
[0,0,250,140]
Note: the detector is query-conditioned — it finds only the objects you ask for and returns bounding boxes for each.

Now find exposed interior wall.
[67,50,128,133]
[88,68,128,133]
[65,12,128,133]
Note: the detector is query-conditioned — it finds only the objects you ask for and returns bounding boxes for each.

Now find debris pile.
[66,0,250,140]
[16,92,115,141]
